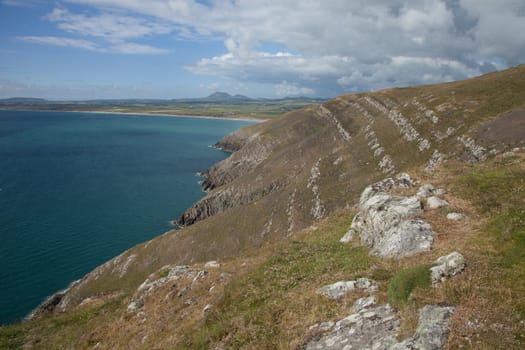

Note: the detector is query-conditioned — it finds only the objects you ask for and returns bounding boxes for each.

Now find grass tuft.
[387,264,431,307]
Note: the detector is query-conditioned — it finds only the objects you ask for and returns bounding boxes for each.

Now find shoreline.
[0,108,268,123]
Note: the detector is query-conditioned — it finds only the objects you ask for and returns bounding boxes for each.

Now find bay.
[0,110,252,325]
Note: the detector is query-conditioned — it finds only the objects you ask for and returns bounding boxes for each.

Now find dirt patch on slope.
[477,108,525,144]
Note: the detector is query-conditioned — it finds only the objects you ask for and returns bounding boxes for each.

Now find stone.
[339,229,354,243]
[306,304,454,350]
[392,305,455,350]
[417,184,447,199]
[431,252,466,285]
[317,278,378,299]
[306,304,400,350]
[127,299,144,312]
[204,260,220,268]
[427,196,448,209]
[351,296,377,312]
[417,184,435,198]
[202,304,212,317]
[351,190,434,257]
[447,212,466,221]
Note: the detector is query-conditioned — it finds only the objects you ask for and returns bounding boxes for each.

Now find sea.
[0,110,253,325]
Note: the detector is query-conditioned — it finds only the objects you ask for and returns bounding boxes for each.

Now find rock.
[392,305,455,350]
[417,184,435,198]
[417,184,447,199]
[306,304,454,350]
[309,321,335,332]
[317,278,378,299]
[447,212,466,221]
[431,252,466,285]
[427,196,448,209]
[306,304,400,350]
[202,304,212,317]
[127,299,144,312]
[351,296,377,312]
[204,260,220,268]
[350,188,434,257]
[339,229,353,243]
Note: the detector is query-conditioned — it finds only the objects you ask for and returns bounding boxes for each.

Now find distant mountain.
[0,97,49,105]
[200,92,253,102]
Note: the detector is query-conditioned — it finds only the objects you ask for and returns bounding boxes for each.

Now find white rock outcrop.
[431,252,466,285]
[427,196,449,209]
[306,304,454,350]
[348,176,434,257]
[317,278,378,299]
[446,212,466,221]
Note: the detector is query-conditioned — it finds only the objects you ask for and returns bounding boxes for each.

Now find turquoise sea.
[0,110,252,325]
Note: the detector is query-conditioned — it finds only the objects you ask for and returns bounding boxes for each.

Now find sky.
[0,0,524,100]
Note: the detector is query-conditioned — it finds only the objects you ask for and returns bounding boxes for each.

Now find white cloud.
[46,7,172,41]
[20,0,525,94]
[18,36,100,51]
[112,42,169,54]
[275,81,314,97]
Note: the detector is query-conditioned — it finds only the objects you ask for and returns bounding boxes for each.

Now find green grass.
[0,327,24,350]
[182,212,373,349]
[387,264,432,307]
[455,164,525,267]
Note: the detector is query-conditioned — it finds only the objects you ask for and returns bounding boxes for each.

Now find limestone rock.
[306,304,454,350]
[351,296,377,312]
[350,186,434,257]
[317,278,378,299]
[427,196,448,209]
[447,212,466,221]
[306,304,400,350]
[431,252,466,285]
[202,304,212,317]
[339,229,353,243]
[392,305,455,350]
[127,299,144,313]
[417,184,448,199]
[204,260,220,269]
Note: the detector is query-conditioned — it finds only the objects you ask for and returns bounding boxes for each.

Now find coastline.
[0,108,267,123]
[1,110,253,325]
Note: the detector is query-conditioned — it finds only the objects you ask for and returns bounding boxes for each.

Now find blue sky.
[1,0,524,100]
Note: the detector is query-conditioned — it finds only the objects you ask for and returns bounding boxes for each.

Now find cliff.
[2,65,525,349]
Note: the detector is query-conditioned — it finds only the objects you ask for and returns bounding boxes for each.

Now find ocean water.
[0,110,252,325]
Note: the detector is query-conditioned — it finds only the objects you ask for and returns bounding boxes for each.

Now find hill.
[1,65,525,349]
[0,94,325,120]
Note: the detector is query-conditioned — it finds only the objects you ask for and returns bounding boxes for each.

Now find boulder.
[317,278,378,299]
[306,304,400,350]
[431,252,466,285]
[350,191,434,257]
[446,212,466,221]
[417,184,447,199]
[392,305,455,350]
[306,304,454,350]
[339,229,353,243]
[427,196,448,209]
[204,260,220,268]
[350,296,377,312]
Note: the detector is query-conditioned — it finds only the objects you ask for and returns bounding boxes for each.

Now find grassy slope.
[1,65,525,349]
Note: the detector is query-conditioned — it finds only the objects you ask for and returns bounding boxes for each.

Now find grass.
[180,211,374,349]
[387,264,432,307]
[0,327,24,350]
[0,297,124,350]
[439,155,525,348]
